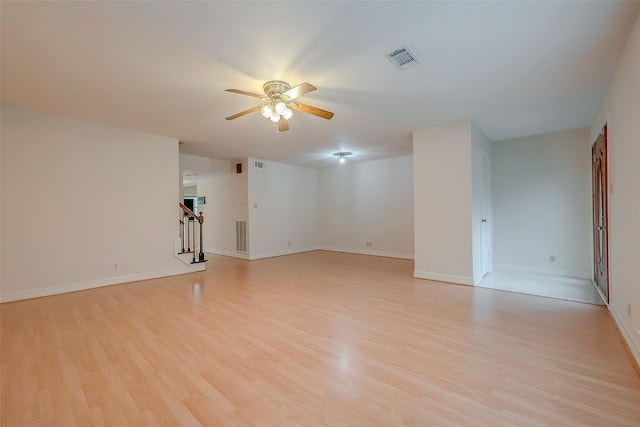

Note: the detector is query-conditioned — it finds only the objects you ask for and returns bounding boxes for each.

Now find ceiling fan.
[225,80,334,132]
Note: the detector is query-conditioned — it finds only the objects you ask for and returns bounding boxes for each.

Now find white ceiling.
[2,1,638,168]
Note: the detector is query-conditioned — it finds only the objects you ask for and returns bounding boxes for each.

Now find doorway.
[592,125,609,302]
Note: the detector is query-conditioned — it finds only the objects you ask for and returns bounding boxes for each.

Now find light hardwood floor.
[2,251,639,426]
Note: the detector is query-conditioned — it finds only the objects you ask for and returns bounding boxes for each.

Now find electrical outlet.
[113,263,119,271]
[288,241,291,247]
[549,255,556,263]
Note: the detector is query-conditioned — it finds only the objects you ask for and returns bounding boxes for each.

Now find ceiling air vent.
[386,46,421,70]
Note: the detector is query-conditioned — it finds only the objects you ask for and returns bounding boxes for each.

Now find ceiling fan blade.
[291,102,334,120]
[225,105,260,120]
[277,118,290,132]
[225,89,264,99]
[283,82,316,100]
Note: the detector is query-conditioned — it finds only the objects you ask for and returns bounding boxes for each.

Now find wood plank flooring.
[2,251,640,426]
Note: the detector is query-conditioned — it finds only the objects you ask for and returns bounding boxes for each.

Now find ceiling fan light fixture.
[260,105,273,119]
[274,101,287,114]
[270,113,281,123]
[282,108,293,120]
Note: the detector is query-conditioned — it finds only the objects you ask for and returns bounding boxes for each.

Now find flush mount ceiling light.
[334,152,352,164]
[225,80,334,132]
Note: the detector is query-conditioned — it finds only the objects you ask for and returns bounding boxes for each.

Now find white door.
[480,151,491,277]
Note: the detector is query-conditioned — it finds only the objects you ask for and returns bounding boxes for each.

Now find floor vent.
[386,46,421,70]
[235,221,247,252]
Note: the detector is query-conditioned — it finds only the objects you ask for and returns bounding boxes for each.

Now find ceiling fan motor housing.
[263,80,291,100]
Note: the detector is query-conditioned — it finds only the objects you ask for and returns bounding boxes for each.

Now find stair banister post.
[198,213,205,262]
[179,219,185,253]
[191,216,196,263]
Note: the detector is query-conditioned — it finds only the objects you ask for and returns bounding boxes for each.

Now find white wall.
[492,127,592,278]
[0,106,190,302]
[179,153,210,200]
[247,158,318,260]
[183,185,197,196]
[197,159,249,259]
[318,155,414,259]
[591,11,640,365]
[413,120,474,285]
[180,153,230,175]
[179,153,230,200]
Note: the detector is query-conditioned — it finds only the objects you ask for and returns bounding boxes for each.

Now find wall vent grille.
[386,46,421,70]
[235,221,247,252]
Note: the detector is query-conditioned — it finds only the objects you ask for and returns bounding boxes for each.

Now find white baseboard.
[317,246,414,260]
[413,270,474,286]
[204,246,413,261]
[249,246,318,260]
[494,263,591,279]
[204,248,249,260]
[608,303,640,368]
[0,266,196,303]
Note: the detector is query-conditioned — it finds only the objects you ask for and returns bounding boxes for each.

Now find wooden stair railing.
[178,202,207,264]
